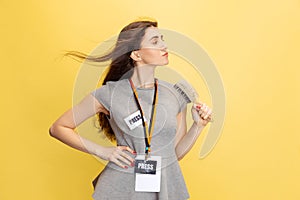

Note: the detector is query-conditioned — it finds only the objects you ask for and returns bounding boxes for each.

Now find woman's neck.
[131,65,156,88]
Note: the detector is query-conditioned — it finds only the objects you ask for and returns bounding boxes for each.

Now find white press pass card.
[124,110,146,130]
[134,155,162,192]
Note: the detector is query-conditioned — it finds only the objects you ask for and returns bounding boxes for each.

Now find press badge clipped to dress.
[124,110,146,130]
[134,155,162,192]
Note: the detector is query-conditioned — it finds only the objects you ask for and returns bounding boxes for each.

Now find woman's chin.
[159,60,169,66]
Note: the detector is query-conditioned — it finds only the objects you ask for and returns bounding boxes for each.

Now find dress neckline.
[127,79,158,90]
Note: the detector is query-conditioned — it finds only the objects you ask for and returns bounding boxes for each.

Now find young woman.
[50,20,212,200]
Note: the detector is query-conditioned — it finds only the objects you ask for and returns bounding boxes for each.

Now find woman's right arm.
[49,94,135,169]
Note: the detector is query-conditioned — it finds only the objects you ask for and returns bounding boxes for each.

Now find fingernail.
[131,162,135,167]
[124,166,128,169]
[133,151,137,154]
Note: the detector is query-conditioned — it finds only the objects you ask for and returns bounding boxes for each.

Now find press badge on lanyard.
[129,79,162,192]
[134,155,161,192]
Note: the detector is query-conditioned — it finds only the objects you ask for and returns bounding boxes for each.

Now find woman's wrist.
[193,120,205,128]
[93,145,108,160]
[79,136,106,159]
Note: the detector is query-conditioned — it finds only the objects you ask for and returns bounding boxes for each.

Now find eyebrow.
[149,35,164,41]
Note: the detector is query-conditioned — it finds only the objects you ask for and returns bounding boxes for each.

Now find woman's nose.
[161,41,168,50]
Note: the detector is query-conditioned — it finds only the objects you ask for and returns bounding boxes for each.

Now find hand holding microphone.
[192,103,213,127]
[173,79,213,126]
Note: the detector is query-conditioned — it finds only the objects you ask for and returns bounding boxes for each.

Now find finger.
[116,153,132,166]
[126,146,137,155]
[198,110,202,119]
[204,109,212,119]
[201,106,209,118]
[112,148,133,168]
[200,103,207,112]
[111,157,128,169]
[193,103,203,110]
[118,146,137,155]
[120,150,135,164]
[117,146,135,163]
[201,103,206,110]
[200,104,208,118]
[198,109,203,117]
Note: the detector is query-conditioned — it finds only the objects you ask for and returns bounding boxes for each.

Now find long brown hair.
[65,20,158,141]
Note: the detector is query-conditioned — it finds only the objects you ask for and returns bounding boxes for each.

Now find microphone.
[173,80,213,122]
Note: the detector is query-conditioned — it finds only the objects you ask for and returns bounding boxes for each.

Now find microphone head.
[173,80,198,103]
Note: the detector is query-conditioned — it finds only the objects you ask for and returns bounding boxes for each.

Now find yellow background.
[1,0,299,199]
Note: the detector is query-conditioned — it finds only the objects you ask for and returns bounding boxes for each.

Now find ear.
[130,51,142,62]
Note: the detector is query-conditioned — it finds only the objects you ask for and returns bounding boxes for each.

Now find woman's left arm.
[175,103,212,161]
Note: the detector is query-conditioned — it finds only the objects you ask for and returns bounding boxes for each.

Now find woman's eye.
[152,40,158,45]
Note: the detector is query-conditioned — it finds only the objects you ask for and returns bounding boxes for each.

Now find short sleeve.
[91,84,111,111]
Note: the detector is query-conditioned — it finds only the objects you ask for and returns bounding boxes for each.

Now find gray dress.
[91,79,190,200]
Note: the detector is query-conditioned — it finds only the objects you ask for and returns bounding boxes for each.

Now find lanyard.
[129,78,158,155]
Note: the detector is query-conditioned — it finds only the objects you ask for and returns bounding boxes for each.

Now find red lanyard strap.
[129,79,158,155]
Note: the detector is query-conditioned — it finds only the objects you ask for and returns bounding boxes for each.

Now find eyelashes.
[152,38,165,45]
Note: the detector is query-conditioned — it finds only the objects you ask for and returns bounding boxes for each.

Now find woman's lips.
[162,52,168,57]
